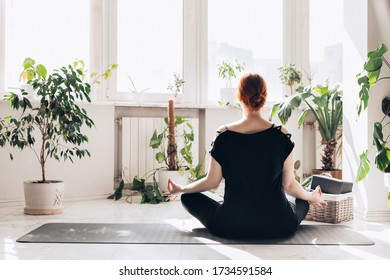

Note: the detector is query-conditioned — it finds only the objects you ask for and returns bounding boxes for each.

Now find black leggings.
[181,191,309,237]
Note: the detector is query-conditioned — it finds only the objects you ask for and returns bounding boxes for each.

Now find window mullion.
[0,0,5,96]
[283,0,309,83]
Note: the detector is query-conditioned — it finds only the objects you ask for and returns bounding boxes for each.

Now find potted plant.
[356,43,390,193]
[167,73,185,103]
[278,63,302,97]
[107,99,205,204]
[217,59,245,104]
[150,99,198,192]
[269,82,343,179]
[127,73,150,104]
[0,58,114,214]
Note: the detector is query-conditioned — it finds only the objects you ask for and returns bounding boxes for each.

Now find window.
[115,0,183,95]
[207,0,283,102]
[4,0,90,89]
[309,0,343,85]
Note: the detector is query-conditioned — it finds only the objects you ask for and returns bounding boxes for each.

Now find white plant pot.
[133,93,144,104]
[158,169,190,193]
[23,181,65,215]
[384,173,390,190]
[220,87,237,104]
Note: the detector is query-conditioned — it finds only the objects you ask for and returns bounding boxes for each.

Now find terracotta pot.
[312,169,342,180]
[23,181,65,215]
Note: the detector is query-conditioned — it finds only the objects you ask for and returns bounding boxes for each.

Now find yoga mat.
[16,223,374,245]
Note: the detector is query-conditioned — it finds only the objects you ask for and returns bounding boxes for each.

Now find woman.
[166,73,326,239]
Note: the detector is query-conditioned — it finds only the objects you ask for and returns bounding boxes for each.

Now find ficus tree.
[0,58,96,183]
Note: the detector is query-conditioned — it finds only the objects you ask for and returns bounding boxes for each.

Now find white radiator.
[121,117,199,183]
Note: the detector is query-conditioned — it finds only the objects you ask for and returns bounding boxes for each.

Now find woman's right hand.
[163,179,184,201]
[309,186,328,208]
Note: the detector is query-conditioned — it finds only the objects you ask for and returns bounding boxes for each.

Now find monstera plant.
[356,44,390,191]
[269,83,343,178]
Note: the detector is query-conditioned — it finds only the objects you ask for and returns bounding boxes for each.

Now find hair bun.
[237,73,268,111]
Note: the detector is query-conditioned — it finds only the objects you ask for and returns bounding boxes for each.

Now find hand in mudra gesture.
[163,179,184,201]
[309,186,328,208]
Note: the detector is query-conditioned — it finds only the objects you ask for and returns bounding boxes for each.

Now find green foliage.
[269,83,342,142]
[217,59,245,87]
[167,73,185,97]
[91,63,118,84]
[149,116,195,170]
[269,82,342,171]
[0,58,98,182]
[130,177,166,204]
[356,44,390,182]
[107,180,125,201]
[356,44,389,116]
[278,63,302,96]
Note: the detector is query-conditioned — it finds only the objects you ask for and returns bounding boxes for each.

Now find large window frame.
[0,0,312,104]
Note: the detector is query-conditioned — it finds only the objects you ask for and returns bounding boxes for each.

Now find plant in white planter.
[356,44,390,198]
[127,73,150,104]
[150,99,202,193]
[277,63,302,97]
[167,73,185,103]
[0,58,114,214]
[217,59,245,105]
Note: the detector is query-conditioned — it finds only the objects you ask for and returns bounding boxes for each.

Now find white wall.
[0,103,115,203]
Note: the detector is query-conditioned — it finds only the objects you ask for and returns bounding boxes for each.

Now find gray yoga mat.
[16,222,374,245]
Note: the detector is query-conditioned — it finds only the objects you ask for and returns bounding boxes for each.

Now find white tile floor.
[1,197,390,260]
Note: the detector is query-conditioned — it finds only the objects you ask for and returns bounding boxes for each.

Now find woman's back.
[210,123,298,237]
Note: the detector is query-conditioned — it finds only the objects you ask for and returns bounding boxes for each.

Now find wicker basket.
[304,192,354,224]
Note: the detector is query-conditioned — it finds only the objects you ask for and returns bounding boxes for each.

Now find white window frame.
[0,0,311,104]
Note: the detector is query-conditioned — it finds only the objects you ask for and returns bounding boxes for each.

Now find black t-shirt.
[209,124,298,238]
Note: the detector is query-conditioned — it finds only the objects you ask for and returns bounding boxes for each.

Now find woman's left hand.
[309,185,328,208]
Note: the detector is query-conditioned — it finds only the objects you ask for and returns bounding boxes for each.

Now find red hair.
[237,73,268,111]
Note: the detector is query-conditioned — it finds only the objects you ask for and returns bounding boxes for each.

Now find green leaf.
[131,176,145,191]
[297,108,311,127]
[365,57,383,72]
[277,94,302,124]
[357,150,371,182]
[175,116,185,125]
[23,58,35,69]
[26,70,35,81]
[373,122,384,143]
[368,69,380,84]
[268,103,281,121]
[149,130,162,148]
[155,152,166,163]
[36,64,47,79]
[375,147,390,171]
